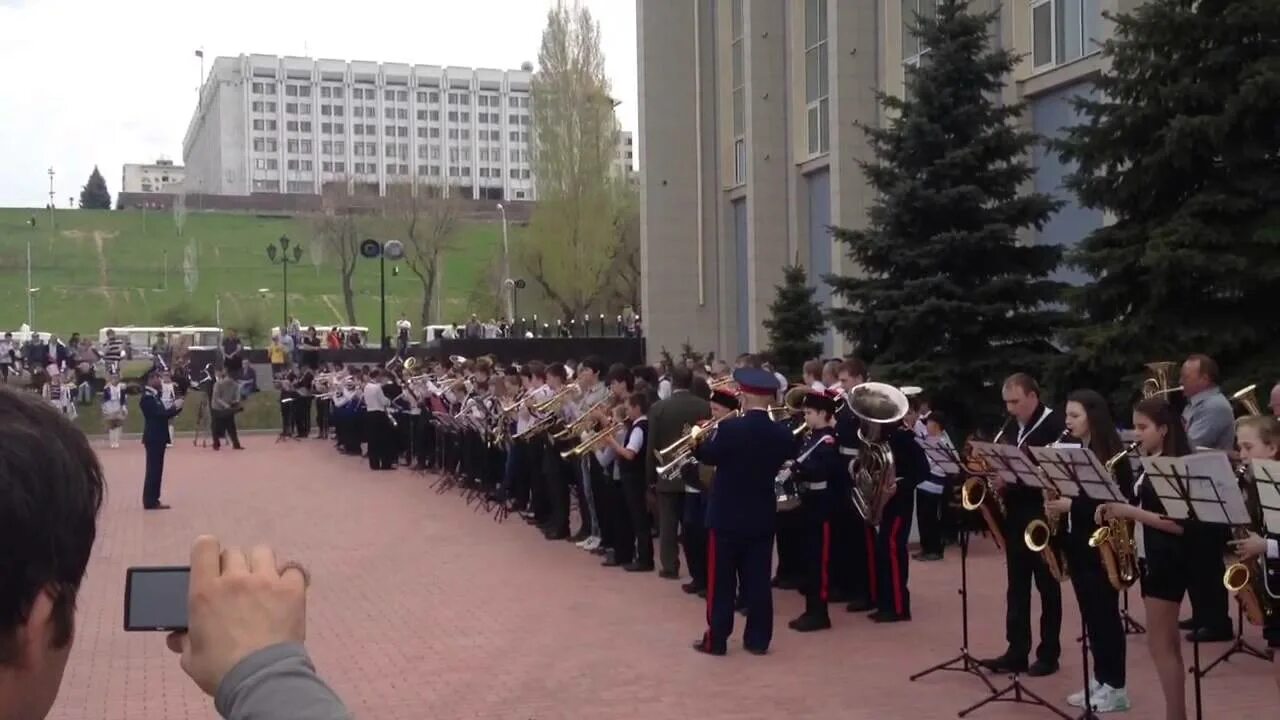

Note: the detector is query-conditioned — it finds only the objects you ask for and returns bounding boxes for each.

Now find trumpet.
[1090,442,1140,590]
[655,413,736,480]
[708,376,736,392]
[561,421,622,459]
[552,398,610,441]
[531,383,580,415]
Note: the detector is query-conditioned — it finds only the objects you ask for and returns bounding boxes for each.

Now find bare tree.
[521,0,625,319]
[310,180,361,324]
[385,183,462,328]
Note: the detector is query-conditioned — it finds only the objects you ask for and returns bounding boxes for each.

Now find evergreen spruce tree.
[826,0,1063,428]
[1056,0,1280,395]
[79,166,112,210]
[763,264,825,378]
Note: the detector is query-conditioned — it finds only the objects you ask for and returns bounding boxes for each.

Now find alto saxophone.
[1223,470,1277,626]
[1023,430,1070,582]
[1090,443,1139,591]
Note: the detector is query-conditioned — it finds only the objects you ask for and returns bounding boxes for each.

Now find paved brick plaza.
[49,439,1275,720]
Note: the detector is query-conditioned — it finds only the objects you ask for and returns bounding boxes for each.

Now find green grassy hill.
[0,208,523,341]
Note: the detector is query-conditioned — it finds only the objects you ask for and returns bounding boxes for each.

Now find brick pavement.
[48,441,1277,720]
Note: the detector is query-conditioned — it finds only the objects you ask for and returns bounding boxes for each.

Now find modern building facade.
[638,0,1131,362]
[121,159,185,194]
[614,130,636,179]
[182,54,536,201]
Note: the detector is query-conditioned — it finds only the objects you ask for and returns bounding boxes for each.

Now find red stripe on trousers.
[865,525,878,602]
[889,516,905,615]
[821,521,831,602]
[703,529,717,651]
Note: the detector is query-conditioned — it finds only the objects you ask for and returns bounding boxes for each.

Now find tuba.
[1231,383,1261,417]
[1140,361,1182,399]
[844,382,909,527]
[767,385,809,423]
[1223,466,1279,626]
[1089,443,1140,590]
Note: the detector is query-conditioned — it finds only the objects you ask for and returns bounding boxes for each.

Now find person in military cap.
[682,387,740,597]
[691,367,794,656]
[788,390,845,632]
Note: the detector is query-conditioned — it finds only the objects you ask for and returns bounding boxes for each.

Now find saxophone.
[1023,429,1070,582]
[1223,468,1277,626]
[1089,443,1140,591]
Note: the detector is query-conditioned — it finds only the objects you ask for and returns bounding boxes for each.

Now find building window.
[321,105,332,116]
[286,85,298,97]
[417,109,428,121]
[323,161,333,172]
[902,0,937,61]
[480,148,489,162]
[385,89,395,101]
[385,107,395,120]
[449,129,459,140]
[253,138,265,152]
[252,82,264,94]
[461,111,470,123]
[334,161,345,173]
[417,91,428,103]
[287,139,299,153]
[354,125,364,136]
[520,115,530,126]
[805,0,830,156]
[366,142,376,155]
[322,141,333,154]
[321,87,331,99]
[252,101,264,112]
[301,140,312,153]
[1031,0,1099,69]
[397,126,407,137]
[301,121,312,132]
[417,127,428,138]
[508,113,518,125]
[333,106,344,117]
[448,111,459,122]
[332,87,344,99]
[265,84,276,95]
[429,91,439,103]
[365,124,375,135]
[398,163,408,174]
[287,121,299,132]
[430,146,440,160]
[353,88,363,100]
[334,141,344,154]
[333,124,343,135]
[268,159,278,169]
[397,90,408,101]
[430,127,440,138]
[397,108,408,120]
[386,163,397,175]
[731,0,746,184]
[448,92,458,105]
[509,131,520,142]
[430,110,440,121]
[462,167,472,177]
[509,168,519,179]
[253,119,264,131]
[266,101,277,112]
[521,169,531,179]
[353,106,364,118]
[321,122,333,134]
[460,94,470,106]
[300,103,311,115]
[267,120,278,131]
[385,145,396,158]
[301,160,313,171]
[509,96,519,108]
[461,129,471,140]
[266,139,278,152]
[479,168,489,178]
[287,159,299,171]
[449,148,459,163]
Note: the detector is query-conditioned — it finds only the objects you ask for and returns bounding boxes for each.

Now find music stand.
[1202,458,1280,674]
[431,411,460,493]
[1144,452,1252,720]
[1030,446,1126,720]
[910,439,996,694]
[954,442,1071,720]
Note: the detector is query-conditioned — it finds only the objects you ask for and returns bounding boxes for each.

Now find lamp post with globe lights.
[266,235,304,330]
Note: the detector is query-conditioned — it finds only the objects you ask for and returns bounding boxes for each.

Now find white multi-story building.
[121,159,185,194]
[182,54,536,201]
[614,130,635,178]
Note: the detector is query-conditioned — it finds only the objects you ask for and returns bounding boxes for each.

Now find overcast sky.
[0,0,637,208]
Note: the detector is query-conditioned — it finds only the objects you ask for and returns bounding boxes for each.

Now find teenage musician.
[787,391,843,633]
[1225,415,1280,696]
[866,399,929,623]
[518,362,554,521]
[600,390,654,572]
[1095,397,1193,720]
[101,374,127,449]
[981,373,1066,676]
[589,365,633,561]
[833,360,872,611]
[1043,390,1132,712]
[541,363,578,540]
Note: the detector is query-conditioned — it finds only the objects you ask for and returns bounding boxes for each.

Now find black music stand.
[954,442,1071,720]
[1030,446,1126,720]
[910,439,995,694]
[1145,452,1251,720]
[431,411,460,493]
[1202,457,1280,674]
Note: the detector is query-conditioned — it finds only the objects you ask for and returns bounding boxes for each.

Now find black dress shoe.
[1186,626,1234,643]
[979,654,1028,674]
[691,639,725,656]
[771,576,800,590]
[659,569,680,580]
[697,589,707,599]
[1027,659,1059,677]
[1178,618,1199,631]
[601,554,622,568]
[846,598,875,613]
[788,614,832,632]
[624,561,654,572]
[544,530,569,541]
[744,646,768,656]
[682,582,705,595]
[143,503,171,510]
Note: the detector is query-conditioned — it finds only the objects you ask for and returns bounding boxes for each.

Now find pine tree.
[1056,0,1280,396]
[826,0,1063,429]
[79,166,112,210]
[763,264,824,378]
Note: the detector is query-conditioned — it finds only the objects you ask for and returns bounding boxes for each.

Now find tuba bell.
[844,382,909,527]
[768,385,809,423]
[1140,361,1182,399]
[1231,383,1261,417]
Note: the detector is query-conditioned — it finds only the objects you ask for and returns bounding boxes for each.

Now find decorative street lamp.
[266,235,304,331]
[360,238,405,351]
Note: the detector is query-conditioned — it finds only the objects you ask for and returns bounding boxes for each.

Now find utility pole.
[47,168,55,230]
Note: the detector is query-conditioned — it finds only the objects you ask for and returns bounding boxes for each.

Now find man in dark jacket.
[141,370,184,509]
[646,367,712,580]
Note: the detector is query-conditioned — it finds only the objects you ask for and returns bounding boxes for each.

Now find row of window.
[254,160,531,181]
[253,82,531,107]
[252,137,531,164]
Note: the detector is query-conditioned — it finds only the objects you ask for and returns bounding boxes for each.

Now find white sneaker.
[1066,678,1102,708]
[575,537,591,548]
[1091,685,1130,713]
[582,536,602,551]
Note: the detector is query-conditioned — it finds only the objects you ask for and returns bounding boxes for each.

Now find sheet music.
[1030,446,1124,502]
[1250,459,1280,535]
[1185,452,1251,525]
[918,437,962,475]
[970,441,1045,489]
[1143,456,1192,520]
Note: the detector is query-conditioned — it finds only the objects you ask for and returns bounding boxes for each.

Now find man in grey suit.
[646,367,712,580]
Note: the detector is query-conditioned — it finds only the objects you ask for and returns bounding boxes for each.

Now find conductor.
[692,367,795,656]
[141,370,184,510]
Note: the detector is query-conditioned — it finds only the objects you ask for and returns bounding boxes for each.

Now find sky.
[0,0,638,208]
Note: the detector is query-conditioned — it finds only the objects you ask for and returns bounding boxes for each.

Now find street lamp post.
[25,217,35,329]
[497,202,512,322]
[28,288,40,331]
[266,235,304,331]
[360,238,405,351]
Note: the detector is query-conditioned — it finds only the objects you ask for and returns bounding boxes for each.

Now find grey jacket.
[212,378,241,412]
[216,643,351,720]
[646,390,712,494]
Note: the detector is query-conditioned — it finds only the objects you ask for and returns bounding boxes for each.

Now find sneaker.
[582,536,602,551]
[1067,678,1102,708]
[1092,685,1131,713]
[575,537,592,549]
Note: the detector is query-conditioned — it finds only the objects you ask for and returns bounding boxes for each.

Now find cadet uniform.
[870,424,930,622]
[692,368,794,656]
[788,391,845,632]
[832,402,875,611]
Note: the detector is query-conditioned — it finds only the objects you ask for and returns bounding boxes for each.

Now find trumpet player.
[588,366,634,562]
[598,390,654,572]
[787,391,843,633]
[1095,397,1193,720]
[1044,390,1132,712]
[680,388,739,596]
[362,368,395,471]
[648,368,713,581]
[981,373,1066,677]
[1225,415,1280,695]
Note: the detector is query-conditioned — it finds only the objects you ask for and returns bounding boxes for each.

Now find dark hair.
[1,388,104,663]
[690,376,712,400]
[1003,372,1041,398]
[1186,353,1220,385]
[927,409,948,430]
[803,359,824,378]
[547,363,568,383]
[671,367,694,391]
[838,358,867,381]
[1134,397,1192,456]
[632,365,659,389]
[607,364,635,391]
[627,391,651,415]
[580,355,606,377]
[527,360,547,381]
[1066,389,1123,463]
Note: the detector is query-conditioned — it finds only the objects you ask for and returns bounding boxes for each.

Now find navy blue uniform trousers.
[142,442,166,507]
[703,529,773,653]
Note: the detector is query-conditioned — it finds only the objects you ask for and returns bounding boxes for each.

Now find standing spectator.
[287,315,303,364]
[221,330,244,377]
[0,332,13,383]
[280,330,296,367]
[210,368,244,451]
[325,327,341,350]
[98,329,124,375]
[466,314,482,339]
[268,335,288,377]
[301,327,322,369]
[101,373,127,448]
[396,314,412,356]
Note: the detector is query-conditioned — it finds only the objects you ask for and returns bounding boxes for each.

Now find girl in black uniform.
[1096,397,1192,720]
[1226,415,1280,697]
[1045,390,1132,712]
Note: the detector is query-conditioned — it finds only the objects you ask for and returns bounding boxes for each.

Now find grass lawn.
[0,208,527,341]
[67,387,284,435]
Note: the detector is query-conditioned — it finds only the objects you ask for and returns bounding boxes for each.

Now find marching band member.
[1226,415,1280,696]
[517,362,553,519]
[608,390,652,571]
[914,408,954,562]
[692,367,794,656]
[332,376,363,455]
[787,391,843,633]
[315,364,334,441]
[294,367,315,439]
[833,360,872,611]
[1095,397,1192,720]
[648,367,713,582]
[363,369,395,470]
[868,400,929,624]
[565,358,608,547]
[1045,390,1132,712]
[101,374,126,448]
[159,370,176,446]
[803,360,826,393]
[981,373,1066,676]
[681,388,737,597]
[592,365,634,562]
[541,362,578,540]
[210,367,244,451]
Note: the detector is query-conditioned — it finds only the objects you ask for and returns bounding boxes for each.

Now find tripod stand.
[909,529,995,693]
[1199,599,1272,676]
[1119,589,1145,635]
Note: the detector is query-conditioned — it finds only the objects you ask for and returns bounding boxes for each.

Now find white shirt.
[809,380,826,393]
[363,382,390,412]
[0,340,12,363]
[1268,539,1279,561]
[518,384,553,434]
[396,319,412,332]
[334,387,360,407]
[160,381,176,409]
[102,384,124,414]
[657,377,672,400]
